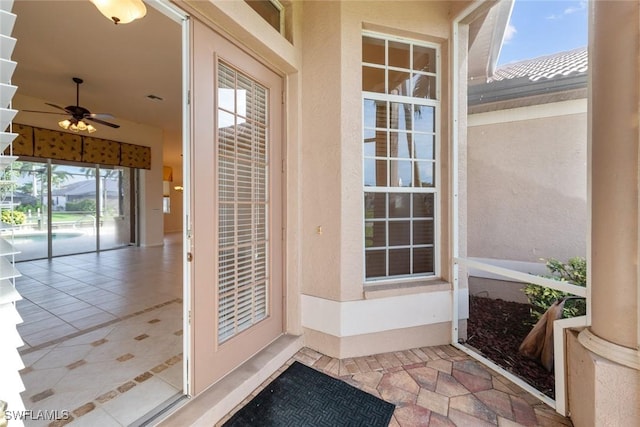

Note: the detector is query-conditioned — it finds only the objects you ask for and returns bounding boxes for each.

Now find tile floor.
[16,234,573,426]
[17,234,183,426]
[219,347,574,427]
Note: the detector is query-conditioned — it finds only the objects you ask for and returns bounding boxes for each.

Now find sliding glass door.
[99,167,131,250]
[9,160,49,260]
[51,164,98,257]
[7,159,134,261]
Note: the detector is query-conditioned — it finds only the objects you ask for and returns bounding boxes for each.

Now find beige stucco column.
[567,1,640,425]
[589,0,639,351]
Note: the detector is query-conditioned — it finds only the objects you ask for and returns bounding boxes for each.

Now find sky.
[497,0,588,65]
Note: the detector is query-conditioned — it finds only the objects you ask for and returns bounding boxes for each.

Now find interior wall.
[13,93,165,247]
[163,129,183,234]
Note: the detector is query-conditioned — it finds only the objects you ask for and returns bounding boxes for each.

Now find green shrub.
[66,199,96,212]
[1,210,26,225]
[524,257,586,320]
[15,203,42,213]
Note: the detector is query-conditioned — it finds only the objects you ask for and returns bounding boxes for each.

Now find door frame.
[145,0,193,396]
[189,18,285,395]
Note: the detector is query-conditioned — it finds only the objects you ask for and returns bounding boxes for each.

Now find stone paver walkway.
[219,345,573,426]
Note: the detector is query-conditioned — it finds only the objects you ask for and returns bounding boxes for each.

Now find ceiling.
[10,1,182,159]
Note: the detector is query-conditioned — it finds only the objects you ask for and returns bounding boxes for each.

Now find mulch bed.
[465,295,556,399]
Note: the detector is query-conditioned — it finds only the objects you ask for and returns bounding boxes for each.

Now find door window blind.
[217,62,269,343]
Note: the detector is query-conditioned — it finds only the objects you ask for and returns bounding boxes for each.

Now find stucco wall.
[467,100,587,263]
[298,0,465,357]
[300,1,453,303]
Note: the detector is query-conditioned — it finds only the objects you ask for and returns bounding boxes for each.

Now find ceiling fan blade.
[87,113,115,120]
[86,117,120,129]
[20,109,67,115]
[44,102,72,113]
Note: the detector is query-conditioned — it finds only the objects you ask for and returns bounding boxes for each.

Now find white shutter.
[217,62,269,344]
[0,1,26,425]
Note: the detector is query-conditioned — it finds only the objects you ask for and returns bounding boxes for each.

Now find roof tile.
[490,47,588,82]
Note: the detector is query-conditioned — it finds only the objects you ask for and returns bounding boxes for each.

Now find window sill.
[363,278,451,300]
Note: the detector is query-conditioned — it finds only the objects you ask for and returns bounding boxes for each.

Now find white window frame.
[362,31,441,284]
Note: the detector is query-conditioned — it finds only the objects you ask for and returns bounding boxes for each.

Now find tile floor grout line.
[20,298,183,355]
[42,350,185,427]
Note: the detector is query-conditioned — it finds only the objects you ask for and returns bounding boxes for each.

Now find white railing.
[453,256,588,415]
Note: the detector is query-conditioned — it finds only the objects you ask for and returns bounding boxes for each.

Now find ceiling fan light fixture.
[75,120,88,131]
[59,119,71,130]
[90,0,147,25]
[87,124,97,133]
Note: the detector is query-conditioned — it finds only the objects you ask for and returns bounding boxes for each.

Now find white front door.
[190,20,284,394]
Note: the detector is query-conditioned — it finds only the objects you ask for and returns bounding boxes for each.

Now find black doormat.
[222,361,395,427]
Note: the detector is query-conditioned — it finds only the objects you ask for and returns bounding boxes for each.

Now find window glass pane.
[12,161,48,261]
[388,41,410,69]
[255,126,267,163]
[413,45,436,73]
[413,74,436,99]
[363,66,385,93]
[237,74,252,120]
[255,243,267,279]
[362,34,439,281]
[374,131,388,157]
[364,158,374,185]
[389,221,410,246]
[366,249,387,278]
[365,221,386,247]
[364,131,388,158]
[414,134,434,160]
[413,193,434,218]
[415,161,434,187]
[413,220,434,245]
[414,105,435,133]
[219,203,234,246]
[364,159,388,187]
[389,248,410,276]
[237,160,252,202]
[388,193,410,218]
[253,86,267,125]
[237,205,252,244]
[365,192,386,219]
[237,129,252,162]
[217,62,271,343]
[52,164,96,257]
[390,102,412,130]
[255,204,266,241]
[219,249,235,294]
[218,110,235,129]
[364,99,387,129]
[388,70,411,95]
[390,132,411,159]
[390,160,412,187]
[413,247,434,274]
[219,63,235,88]
[254,282,267,319]
[363,36,385,65]
[218,88,235,113]
[100,167,131,250]
[245,0,282,33]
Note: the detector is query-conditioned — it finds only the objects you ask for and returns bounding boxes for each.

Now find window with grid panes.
[217,61,269,343]
[362,33,439,281]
